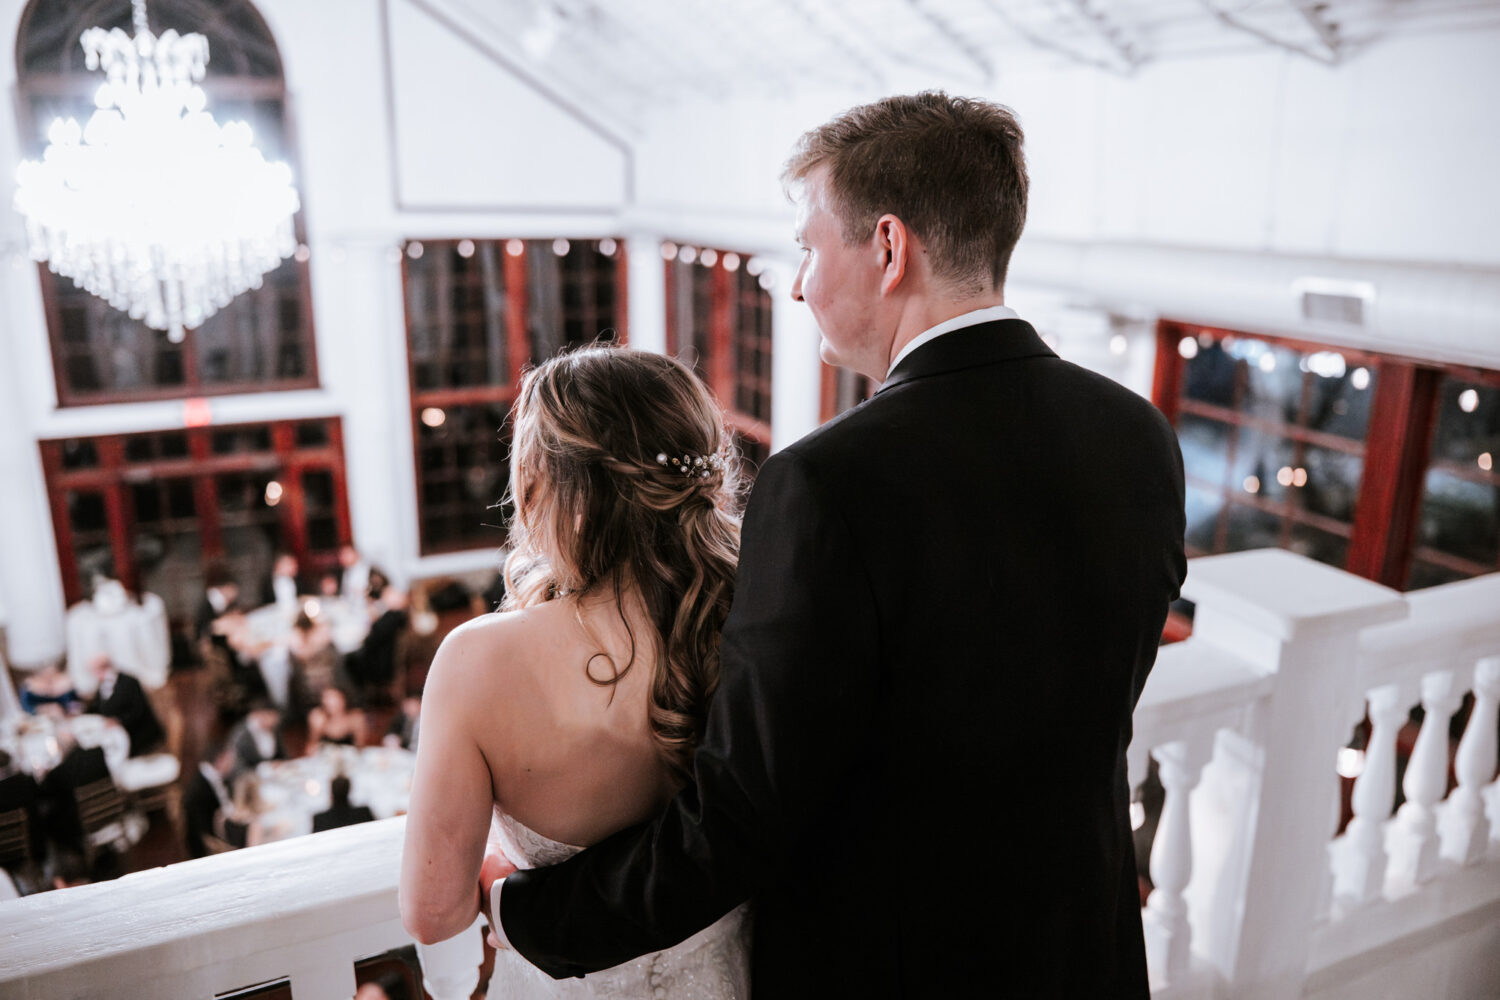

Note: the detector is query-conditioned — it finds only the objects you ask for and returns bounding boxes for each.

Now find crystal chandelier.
[12,0,300,343]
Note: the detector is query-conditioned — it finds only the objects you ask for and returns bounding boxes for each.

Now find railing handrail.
[1357,573,1500,689]
[0,816,411,997]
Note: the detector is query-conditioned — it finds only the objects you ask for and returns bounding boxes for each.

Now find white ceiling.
[413,0,1500,130]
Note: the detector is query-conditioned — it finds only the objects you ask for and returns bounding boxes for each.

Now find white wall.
[0,0,643,664]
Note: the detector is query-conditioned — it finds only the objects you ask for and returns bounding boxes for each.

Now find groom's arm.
[498,447,879,978]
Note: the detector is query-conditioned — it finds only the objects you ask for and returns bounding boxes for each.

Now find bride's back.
[459,591,676,848]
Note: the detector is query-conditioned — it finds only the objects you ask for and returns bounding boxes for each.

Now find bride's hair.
[500,343,742,780]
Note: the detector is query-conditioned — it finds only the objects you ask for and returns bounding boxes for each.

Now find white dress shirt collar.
[886,304,1020,379]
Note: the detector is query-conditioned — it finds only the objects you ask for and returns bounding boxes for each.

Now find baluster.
[415,915,485,1000]
[1143,734,1211,984]
[1441,656,1500,865]
[1331,684,1403,903]
[1391,671,1460,884]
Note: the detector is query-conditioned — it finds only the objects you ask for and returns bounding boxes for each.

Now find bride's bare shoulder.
[426,603,560,691]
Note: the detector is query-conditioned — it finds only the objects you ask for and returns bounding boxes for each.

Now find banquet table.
[250,744,414,842]
[0,713,130,779]
[242,598,370,709]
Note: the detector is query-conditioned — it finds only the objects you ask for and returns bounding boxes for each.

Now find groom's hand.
[480,852,518,948]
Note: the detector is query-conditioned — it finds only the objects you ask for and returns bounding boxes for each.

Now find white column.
[1331,684,1403,902]
[416,916,485,1000]
[1144,733,1213,985]
[1441,656,1500,865]
[1390,670,1461,885]
[625,233,666,354]
[769,259,821,453]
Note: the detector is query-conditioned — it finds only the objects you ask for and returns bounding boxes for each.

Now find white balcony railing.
[1,549,1497,999]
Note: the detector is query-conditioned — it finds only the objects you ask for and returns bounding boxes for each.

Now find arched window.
[15,0,316,405]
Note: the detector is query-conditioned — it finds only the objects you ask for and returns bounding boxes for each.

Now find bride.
[400,344,750,997]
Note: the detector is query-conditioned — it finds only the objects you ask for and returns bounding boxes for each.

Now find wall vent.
[1292,277,1375,326]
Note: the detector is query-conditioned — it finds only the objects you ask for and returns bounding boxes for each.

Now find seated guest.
[223,772,268,848]
[227,700,287,776]
[338,544,370,604]
[382,694,421,752]
[312,774,374,833]
[38,737,112,851]
[355,586,408,703]
[262,552,302,610]
[306,686,365,751]
[86,655,164,757]
[0,750,46,867]
[182,742,237,858]
[365,568,391,610]
[288,610,344,715]
[317,571,342,598]
[19,662,79,717]
[196,565,241,644]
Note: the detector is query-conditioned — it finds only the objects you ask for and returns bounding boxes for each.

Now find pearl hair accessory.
[656,450,726,479]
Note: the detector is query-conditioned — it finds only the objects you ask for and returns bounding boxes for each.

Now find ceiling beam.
[1055,0,1147,71]
[978,0,1139,77]
[906,0,994,83]
[1199,0,1342,65]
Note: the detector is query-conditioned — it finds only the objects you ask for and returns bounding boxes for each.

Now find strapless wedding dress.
[487,806,752,999]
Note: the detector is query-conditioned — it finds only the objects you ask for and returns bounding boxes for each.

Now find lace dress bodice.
[488,806,751,1000]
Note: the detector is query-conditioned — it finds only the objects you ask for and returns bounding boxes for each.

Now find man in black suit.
[490,93,1186,997]
[312,775,375,833]
[182,742,238,857]
[226,701,287,777]
[86,655,164,758]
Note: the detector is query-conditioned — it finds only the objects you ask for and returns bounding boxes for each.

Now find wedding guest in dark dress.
[306,687,365,750]
[312,774,374,832]
[86,655,164,757]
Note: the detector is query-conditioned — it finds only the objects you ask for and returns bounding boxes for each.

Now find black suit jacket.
[229,722,287,777]
[181,769,223,859]
[89,672,164,757]
[500,321,1186,997]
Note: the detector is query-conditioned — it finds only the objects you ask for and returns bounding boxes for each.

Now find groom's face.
[791,168,884,379]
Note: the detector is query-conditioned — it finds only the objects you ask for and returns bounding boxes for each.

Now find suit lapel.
[876,319,1055,395]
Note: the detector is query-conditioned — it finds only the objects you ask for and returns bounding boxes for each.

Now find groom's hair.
[783,91,1028,294]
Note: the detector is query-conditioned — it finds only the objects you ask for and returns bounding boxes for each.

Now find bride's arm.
[399,626,498,945]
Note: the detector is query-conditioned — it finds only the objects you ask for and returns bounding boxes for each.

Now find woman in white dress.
[400,345,750,997]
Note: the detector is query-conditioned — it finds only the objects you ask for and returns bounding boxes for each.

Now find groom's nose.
[790,261,806,302]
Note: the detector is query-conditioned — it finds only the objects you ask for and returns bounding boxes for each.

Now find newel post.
[1176,550,1406,1000]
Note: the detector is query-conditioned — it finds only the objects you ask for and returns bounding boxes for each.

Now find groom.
[489,92,1186,996]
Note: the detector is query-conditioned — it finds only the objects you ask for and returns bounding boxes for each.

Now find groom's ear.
[875,214,909,296]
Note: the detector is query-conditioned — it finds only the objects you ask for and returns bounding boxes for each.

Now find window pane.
[1413,468,1499,568]
[1180,337,1239,409]
[1305,364,1377,441]
[1301,445,1363,523]
[405,240,510,391]
[131,478,204,623]
[303,469,339,552]
[66,490,116,593]
[1406,558,1471,591]
[1288,522,1349,570]
[1430,380,1500,467]
[1184,485,1223,553]
[526,239,620,360]
[732,267,773,424]
[1224,502,1282,553]
[415,403,512,552]
[1228,428,1296,503]
[218,470,286,601]
[1176,413,1234,488]
[1240,342,1306,426]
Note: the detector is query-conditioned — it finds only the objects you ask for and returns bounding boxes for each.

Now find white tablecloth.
[252,744,414,841]
[65,593,171,696]
[0,713,130,778]
[242,598,370,709]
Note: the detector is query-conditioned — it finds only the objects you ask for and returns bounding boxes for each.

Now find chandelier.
[12,0,299,343]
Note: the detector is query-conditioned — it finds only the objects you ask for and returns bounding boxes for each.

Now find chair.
[0,806,34,872]
[72,778,133,865]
